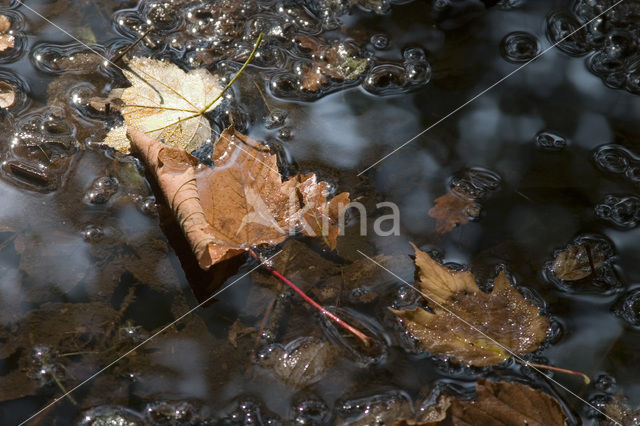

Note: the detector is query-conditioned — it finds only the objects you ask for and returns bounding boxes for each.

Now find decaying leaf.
[127,126,350,269]
[391,243,548,366]
[296,35,369,92]
[602,393,640,426]
[0,15,14,52]
[103,57,223,153]
[428,191,480,234]
[0,81,15,108]
[552,243,606,281]
[227,319,255,348]
[261,337,336,387]
[438,380,567,426]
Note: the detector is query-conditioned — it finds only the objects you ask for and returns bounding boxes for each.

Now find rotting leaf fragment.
[391,243,549,366]
[439,379,567,426]
[127,126,350,269]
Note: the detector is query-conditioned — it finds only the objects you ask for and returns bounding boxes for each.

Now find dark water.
[1,0,640,424]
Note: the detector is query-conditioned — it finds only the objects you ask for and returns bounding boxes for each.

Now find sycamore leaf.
[438,379,567,426]
[428,191,480,234]
[127,126,350,269]
[391,243,548,366]
[103,57,223,153]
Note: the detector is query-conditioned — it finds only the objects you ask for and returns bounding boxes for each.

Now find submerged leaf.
[127,126,350,269]
[428,191,480,234]
[552,243,606,281]
[262,337,336,388]
[440,380,567,426]
[0,15,14,52]
[391,244,548,366]
[0,81,15,108]
[103,57,223,153]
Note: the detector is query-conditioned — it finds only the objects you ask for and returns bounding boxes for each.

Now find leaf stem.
[518,359,591,384]
[248,248,371,345]
[200,33,265,114]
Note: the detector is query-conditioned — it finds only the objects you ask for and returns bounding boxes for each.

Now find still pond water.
[1,0,640,424]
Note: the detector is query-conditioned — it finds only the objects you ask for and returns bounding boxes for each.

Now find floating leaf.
[438,379,567,426]
[0,81,15,108]
[103,57,223,153]
[262,337,336,388]
[428,191,480,234]
[0,15,14,52]
[552,243,606,281]
[127,126,350,269]
[391,243,548,366]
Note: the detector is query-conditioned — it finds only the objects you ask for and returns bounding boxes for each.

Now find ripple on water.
[500,31,539,63]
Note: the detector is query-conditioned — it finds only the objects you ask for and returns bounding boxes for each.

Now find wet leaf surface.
[439,379,567,426]
[0,81,15,108]
[127,126,350,269]
[391,243,549,366]
[103,57,223,153]
[552,242,606,281]
[428,191,480,234]
[261,337,336,388]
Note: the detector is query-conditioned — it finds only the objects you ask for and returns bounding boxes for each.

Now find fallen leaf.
[552,243,606,281]
[391,243,548,366]
[0,15,10,33]
[103,57,223,153]
[428,191,480,234]
[262,337,336,387]
[228,319,255,348]
[127,126,350,269]
[296,35,369,92]
[439,379,567,426]
[602,393,640,426]
[0,15,13,52]
[0,81,15,108]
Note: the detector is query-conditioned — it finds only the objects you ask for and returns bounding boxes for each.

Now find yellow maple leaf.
[103,57,223,153]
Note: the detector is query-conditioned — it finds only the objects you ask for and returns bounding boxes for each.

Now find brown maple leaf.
[428,191,480,234]
[127,126,350,269]
[390,243,548,366]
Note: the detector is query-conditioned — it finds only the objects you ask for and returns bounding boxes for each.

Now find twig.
[248,248,371,345]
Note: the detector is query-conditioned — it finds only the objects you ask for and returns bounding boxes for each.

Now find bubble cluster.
[595,194,640,228]
[535,130,567,151]
[549,1,640,94]
[78,406,144,426]
[291,397,331,425]
[109,0,430,100]
[449,167,502,200]
[593,144,640,186]
[336,390,413,422]
[363,47,431,96]
[83,176,119,205]
[1,107,77,192]
[500,31,540,63]
[614,288,640,328]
